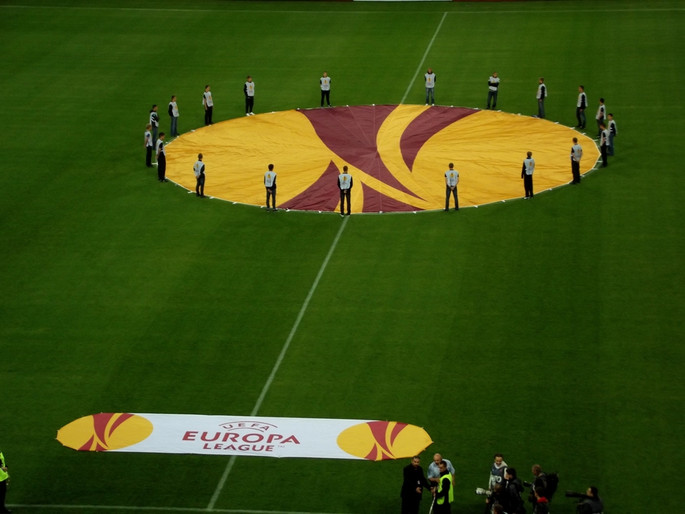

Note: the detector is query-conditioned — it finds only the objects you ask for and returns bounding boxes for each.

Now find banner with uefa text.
[57,413,433,461]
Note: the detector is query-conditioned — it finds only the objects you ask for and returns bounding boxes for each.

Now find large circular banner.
[166,105,599,213]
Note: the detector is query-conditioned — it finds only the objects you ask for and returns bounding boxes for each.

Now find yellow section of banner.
[165,107,599,211]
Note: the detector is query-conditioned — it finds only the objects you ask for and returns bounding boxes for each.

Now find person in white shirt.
[168,95,180,137]
[337,165,353,215]
[487,72,500,109]
[536,78,547,118]
[571,137,583,184]
[144,124,153,168]
[149,104,159,147]
[264,163,277,211]
[489,453,508,490]
[427,453,456,486]
[599,123,610,167]
[595,98,606,138]
[607,113,618,156]
[244,76,255,116]
[425,68,436,105]
[320,71,331,107]
[444,162,459,211]
[203,85,213,125]
[193,153,206,197]
[521,151,535,199]
[576,85,587,129]
[156,133,166,182]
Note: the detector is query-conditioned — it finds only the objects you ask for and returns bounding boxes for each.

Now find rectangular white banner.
[57,413,433,461]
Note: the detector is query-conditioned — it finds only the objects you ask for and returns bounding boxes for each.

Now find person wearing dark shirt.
[434,460,454,514]
[400,455,433,514]
[502,467,525,514]
[578,486,604,514]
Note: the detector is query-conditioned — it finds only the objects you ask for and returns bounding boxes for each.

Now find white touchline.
[10,504,352,514]
[206,216,350,511]
[400,11,448,105]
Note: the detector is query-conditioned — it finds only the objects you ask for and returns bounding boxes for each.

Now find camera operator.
[502,467,525,514]
[566,486,604,514]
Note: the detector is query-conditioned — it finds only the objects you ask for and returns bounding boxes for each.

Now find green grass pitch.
[0,1,682,513]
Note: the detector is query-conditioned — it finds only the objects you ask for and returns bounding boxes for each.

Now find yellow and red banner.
[57,413,432,460]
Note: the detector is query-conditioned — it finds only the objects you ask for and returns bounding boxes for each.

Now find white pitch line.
[207,216,350,511]
[1,5,682,14]
[9,505,352,514]
[400,11,448,105]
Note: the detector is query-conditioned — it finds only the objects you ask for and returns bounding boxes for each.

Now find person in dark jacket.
[400,455,433,514]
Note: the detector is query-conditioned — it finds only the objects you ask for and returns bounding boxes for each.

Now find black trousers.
[445,186,458,210]
[600,144,608,167]
[266,187,276,209]
[340,189,351,214]
[523,174,534,197]
[246,96,254,113]
[157,154,166,181]
[205,106,213,125]
[571,160,581,183]
[146,146,153,167]
[487,90,498,109]
[400,496,421,514]
[576,107,586,128]
[321,90,330,107]
[0,479,8,512]
[196,173,205,196]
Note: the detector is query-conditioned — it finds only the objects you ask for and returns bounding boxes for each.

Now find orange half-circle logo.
[57,413,153,451]
[336,421,432,461]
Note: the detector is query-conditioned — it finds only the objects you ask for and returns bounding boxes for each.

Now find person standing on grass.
[144,123,153,168]
[576,85,587,129]
[203,85,213,125]
[607,113,617,156]
[338,165,352,216]
[571,137,583,184]
[244,76,255,116]
[156,132,166,182]
[194,153,206,197]
[400,455,433,514]
[433,460,454,514]
[489,453,508,490]
[149,104,159,148]
[536,77,547,118]
[487,72,500,109]
[522,151,535,199]
[427,453,456,488]
[595,97,606,138]
[0,449,10,514]
[444,162,459,211]
[320,71,331,107]
[425,67,436,105]
[168,95,179,137]
[599,123,609,167]
[264,163,277,211]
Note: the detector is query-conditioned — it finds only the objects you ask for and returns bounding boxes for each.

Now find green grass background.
[0,1,682,513]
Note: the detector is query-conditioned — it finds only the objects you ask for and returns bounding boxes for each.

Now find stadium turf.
[0,1,682,513]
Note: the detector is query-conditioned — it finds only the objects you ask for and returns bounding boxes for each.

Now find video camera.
[565,491,591,500]
[565,491,594,514]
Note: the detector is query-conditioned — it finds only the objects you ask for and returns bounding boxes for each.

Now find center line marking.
[401,11,448,105]
[207,216,350,510]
